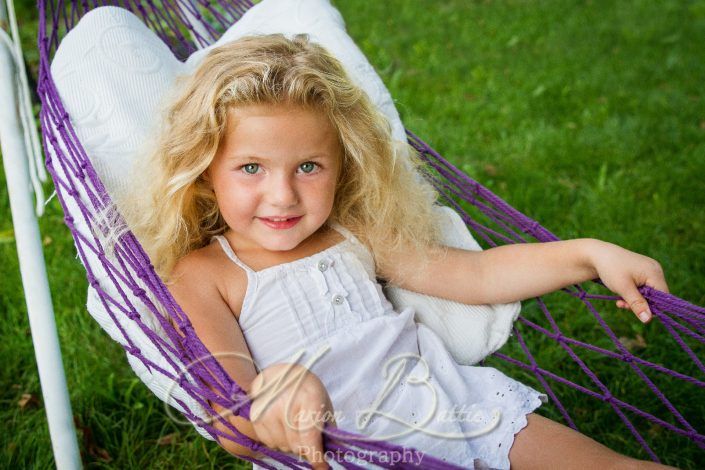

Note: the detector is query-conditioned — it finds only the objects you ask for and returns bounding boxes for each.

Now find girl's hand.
[588,240,669,323]
[249,363,336,470]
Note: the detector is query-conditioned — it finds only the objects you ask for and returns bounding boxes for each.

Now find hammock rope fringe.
[36,1,704,468]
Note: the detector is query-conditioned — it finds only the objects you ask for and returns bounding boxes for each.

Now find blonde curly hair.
[120,33,445,283]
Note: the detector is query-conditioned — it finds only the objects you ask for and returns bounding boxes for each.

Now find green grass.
[2,0,704,468]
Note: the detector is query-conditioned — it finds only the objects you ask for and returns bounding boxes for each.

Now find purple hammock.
[36,0,705,468]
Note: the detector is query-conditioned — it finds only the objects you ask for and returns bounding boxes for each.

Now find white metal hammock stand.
[0,0,81,468]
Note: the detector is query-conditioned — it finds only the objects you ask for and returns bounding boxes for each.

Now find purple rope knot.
[127,311,140,320]
[178,375,189,388]
[248,441,263,452]
[602,391,613,403]
[621,353,634,363]
[132,287,146,297]
[578,290,588,300]
[87,275,100,289]
[175,320,191,334]
[640,285,655,296]
[521,219,541,234]
[67,188,79,198]
[128,346,141,356]
[178,324,194,340]
[64,215,75,228]
[554,332,567,343]
[228,381,250,401]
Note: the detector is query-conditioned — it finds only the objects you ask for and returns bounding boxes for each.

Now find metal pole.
[0,9,82,470]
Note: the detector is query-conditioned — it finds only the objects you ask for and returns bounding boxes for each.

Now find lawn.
[1,0,704,468]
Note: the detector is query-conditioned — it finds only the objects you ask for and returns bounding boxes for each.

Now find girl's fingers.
[284,408,307,456]
[252,411,290,453]
[643,258,669,294]
[648,276,670,295]
[252,423,276,452]
[619,284,652,323]
[296,427,329,470]
[617,276,669,309]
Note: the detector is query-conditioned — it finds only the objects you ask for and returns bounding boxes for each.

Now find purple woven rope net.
[36,0,705,467]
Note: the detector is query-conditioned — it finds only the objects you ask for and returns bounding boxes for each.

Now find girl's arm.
[168,251,262,459]
[169,250,334,469]
[383,238,669,323]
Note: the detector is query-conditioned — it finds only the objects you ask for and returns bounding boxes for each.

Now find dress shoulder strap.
[328,221,361,246]
[328,221,377,275]
[212,235,254,274]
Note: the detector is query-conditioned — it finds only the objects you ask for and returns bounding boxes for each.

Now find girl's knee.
[509,413,632,470]
[510,414,677,470]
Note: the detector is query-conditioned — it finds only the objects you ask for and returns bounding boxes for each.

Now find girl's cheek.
[230,173,260,188]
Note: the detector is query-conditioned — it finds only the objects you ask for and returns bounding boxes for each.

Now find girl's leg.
[508,413,676,470]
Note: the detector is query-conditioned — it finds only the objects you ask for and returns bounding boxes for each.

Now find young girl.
[125,34,673,469]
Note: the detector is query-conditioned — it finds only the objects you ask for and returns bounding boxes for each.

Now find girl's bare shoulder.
[169,241,248,320]
[171,241,230,280]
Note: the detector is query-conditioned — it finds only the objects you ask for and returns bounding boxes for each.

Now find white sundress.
[213,223,546,469]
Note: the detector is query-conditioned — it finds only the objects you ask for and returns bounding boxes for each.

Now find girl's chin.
[256,232,308,252]
[261,241,300,252]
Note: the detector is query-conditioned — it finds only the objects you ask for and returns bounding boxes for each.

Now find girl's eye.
[299,162,318,174]
[241,163,260,175]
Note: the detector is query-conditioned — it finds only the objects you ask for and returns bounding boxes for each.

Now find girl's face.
[207,104,342,254]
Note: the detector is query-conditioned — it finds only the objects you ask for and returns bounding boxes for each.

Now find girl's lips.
[259,216,302,229]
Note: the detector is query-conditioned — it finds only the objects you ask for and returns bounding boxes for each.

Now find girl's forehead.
[227,102,323,120]
[219,104,342,157]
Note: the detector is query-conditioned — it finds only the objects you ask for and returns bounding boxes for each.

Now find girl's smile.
[206,104,342,254]
[258,216,303,230]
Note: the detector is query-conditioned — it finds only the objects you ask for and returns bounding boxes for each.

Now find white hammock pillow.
[49,0,521,439]
[383,205,521,366]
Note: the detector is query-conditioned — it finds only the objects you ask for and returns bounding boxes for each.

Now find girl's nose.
[267,174,299,208]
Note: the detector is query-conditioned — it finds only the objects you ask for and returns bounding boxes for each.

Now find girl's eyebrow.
[228,155,271,163]
[228,154,330,162]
